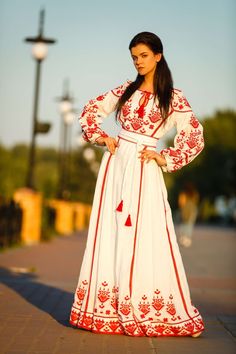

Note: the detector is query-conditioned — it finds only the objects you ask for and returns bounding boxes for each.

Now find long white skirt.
[69,128,205,337]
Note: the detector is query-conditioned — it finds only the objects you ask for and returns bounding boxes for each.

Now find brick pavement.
[0,225,235,354]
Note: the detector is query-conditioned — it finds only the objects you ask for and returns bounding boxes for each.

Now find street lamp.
[57,80,75,199]
[24,9,56,189]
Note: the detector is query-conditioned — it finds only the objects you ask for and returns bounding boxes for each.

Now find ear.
[155,53,162,63]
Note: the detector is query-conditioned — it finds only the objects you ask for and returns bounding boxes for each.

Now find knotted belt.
[115,129,158,227]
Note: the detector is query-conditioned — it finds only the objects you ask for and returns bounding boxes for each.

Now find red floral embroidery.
[76,286,86,301]
[166,294,177,321]
[70,280,204,337]
[138,295,150,316]
[148,108,162,123]
[120,295,131,316]
[97,94,106,101]
[94,318,105,330]
[171,90,192,112]
[111,80,132,97]
[122,102,131,117]
[98,281,110,305]
[190,114,199,128]
[131,118,143,130]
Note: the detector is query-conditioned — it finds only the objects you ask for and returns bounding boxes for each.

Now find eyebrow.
[131,51,148,58]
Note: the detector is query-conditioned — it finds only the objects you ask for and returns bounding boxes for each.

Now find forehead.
[130,43,153,56]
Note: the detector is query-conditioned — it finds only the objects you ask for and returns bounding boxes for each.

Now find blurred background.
[0,0,235,247]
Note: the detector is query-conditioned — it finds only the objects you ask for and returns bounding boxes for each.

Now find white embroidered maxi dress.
[69,80,205,337]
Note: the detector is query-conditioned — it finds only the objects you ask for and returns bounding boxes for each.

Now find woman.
[69,32,205,337]
[178,182,200,248]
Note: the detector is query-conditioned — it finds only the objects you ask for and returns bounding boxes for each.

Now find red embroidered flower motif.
[190,114,199,128]
[96,94,106,101]
[171,91,191,112]
[122,103,131,117]
[152,289,165,313]
[186,137,197,149]
[86,116,95,126]
[112,83,130,97]
[98,282,110,303]
[138,295,150,315]
[70,310,78,322]
[184,321,195,332]
[153,324,166,334]
[186,130,201,149]
[124,323,137,335]
[177,96,191,110]
[171,326,182,335]
[131,118,142,130]
[94,318,105,330]
[166,302,176,316]
[166,294,177,320]
[76,286,86,301]
[148,109,162,123]
[112,285,119,293]
[70,279,205,336]
[111,296,118,310]
[120,295,131,316]
[109,321,120,332]
[169,148,181,157]
[83,315,93,327]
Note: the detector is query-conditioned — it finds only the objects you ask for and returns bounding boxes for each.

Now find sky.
[0,0,235,149]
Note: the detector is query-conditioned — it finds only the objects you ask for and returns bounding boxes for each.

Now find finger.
[106,142,112,153]
[113,138,119,146]
[108,143,116,154]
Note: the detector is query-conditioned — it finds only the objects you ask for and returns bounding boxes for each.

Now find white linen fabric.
[69,81,205,336]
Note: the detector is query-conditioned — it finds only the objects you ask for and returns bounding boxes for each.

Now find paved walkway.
[0,225,235,354]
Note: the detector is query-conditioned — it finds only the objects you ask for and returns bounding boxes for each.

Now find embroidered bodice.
[79,80,204,172]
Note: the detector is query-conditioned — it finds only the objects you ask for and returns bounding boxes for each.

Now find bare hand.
[96,136,119,155]
[139,149,167,166]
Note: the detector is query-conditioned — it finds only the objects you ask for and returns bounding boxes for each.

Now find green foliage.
[69,145,104,203]
[0,142,103,204]
[0,143,28,198]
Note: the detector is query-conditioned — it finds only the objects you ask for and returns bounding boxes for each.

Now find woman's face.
[130,43,162,77]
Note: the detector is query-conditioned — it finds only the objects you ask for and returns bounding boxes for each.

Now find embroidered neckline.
[137,89,154,96]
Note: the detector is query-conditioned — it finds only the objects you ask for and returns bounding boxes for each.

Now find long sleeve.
[160,89,204,173]
[79,80,131,144]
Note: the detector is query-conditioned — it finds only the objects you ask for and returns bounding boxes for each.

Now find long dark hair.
[115,32,173,120]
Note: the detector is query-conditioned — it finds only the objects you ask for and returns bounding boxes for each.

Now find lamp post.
[24,9,56,189]
[57,80,75,199]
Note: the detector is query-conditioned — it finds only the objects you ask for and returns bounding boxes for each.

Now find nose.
[136,57,142,66]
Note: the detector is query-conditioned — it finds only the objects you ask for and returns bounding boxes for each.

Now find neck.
[143,71,155,90]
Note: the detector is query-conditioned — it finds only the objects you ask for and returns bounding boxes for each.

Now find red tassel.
[137,104,145,118]
[116,200,123,212]
[125,214,132,227]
